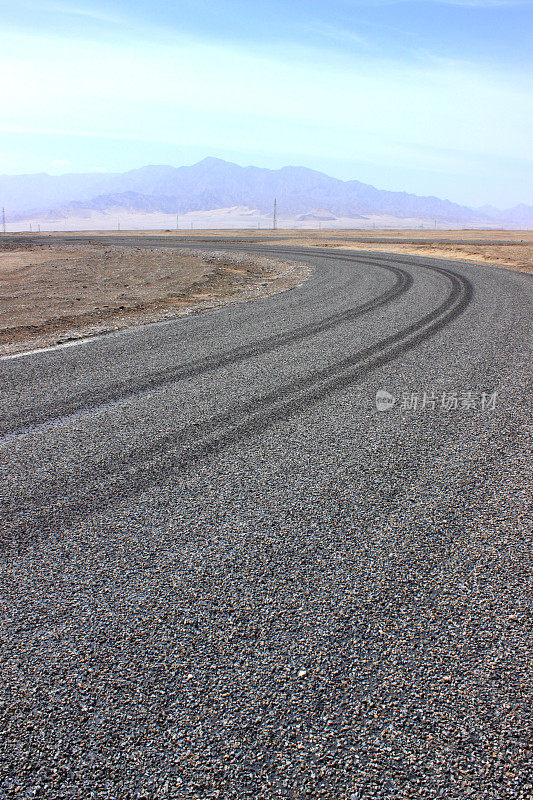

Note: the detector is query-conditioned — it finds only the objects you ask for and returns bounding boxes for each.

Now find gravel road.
[0,238,531,799]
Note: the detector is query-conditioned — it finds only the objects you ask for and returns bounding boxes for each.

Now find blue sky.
[0,0,531,206]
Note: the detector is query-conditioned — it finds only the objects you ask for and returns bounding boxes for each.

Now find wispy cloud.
[304,22,368,47]
[0,0,530,204]
[9,0,126,25]
[27,1,129,24]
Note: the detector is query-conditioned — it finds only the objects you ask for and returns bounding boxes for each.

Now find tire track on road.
[2,260,472,540]
[0,253,411,436]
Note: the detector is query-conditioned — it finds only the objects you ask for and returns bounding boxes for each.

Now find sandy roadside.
[2,231,531,356]
[312,242,533,274]
[260,231,533,274]
[0,243,311,356]
[35,229,532,273]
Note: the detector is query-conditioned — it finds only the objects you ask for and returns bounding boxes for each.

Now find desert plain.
[1,228,531,357]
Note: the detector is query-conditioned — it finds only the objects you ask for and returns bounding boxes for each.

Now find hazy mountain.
[0,171,118,215]
[496,204,533,224]
[475,203,533,224]
[2,157,532,223]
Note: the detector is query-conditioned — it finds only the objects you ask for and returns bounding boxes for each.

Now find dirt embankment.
[323,242,533,274]
[268,231,533,273]
[58,229,533,273]
[0,243,311,356]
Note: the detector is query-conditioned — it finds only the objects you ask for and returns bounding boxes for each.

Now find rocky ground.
[0,240,530,799]
[0,242,310,355]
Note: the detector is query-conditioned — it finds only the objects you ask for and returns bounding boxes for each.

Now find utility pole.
[176,215,179,230]
[118,220,120,231]
[273,199,277,231]
[2,208,5,234]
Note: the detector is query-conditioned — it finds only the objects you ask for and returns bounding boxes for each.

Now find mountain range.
[1,157,531,224]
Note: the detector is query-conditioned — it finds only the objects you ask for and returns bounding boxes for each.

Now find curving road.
[1,239,531,799]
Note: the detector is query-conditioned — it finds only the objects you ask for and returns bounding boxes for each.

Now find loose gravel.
[0,244,531,799]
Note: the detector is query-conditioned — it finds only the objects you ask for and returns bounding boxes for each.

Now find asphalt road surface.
[1,239,531,800]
